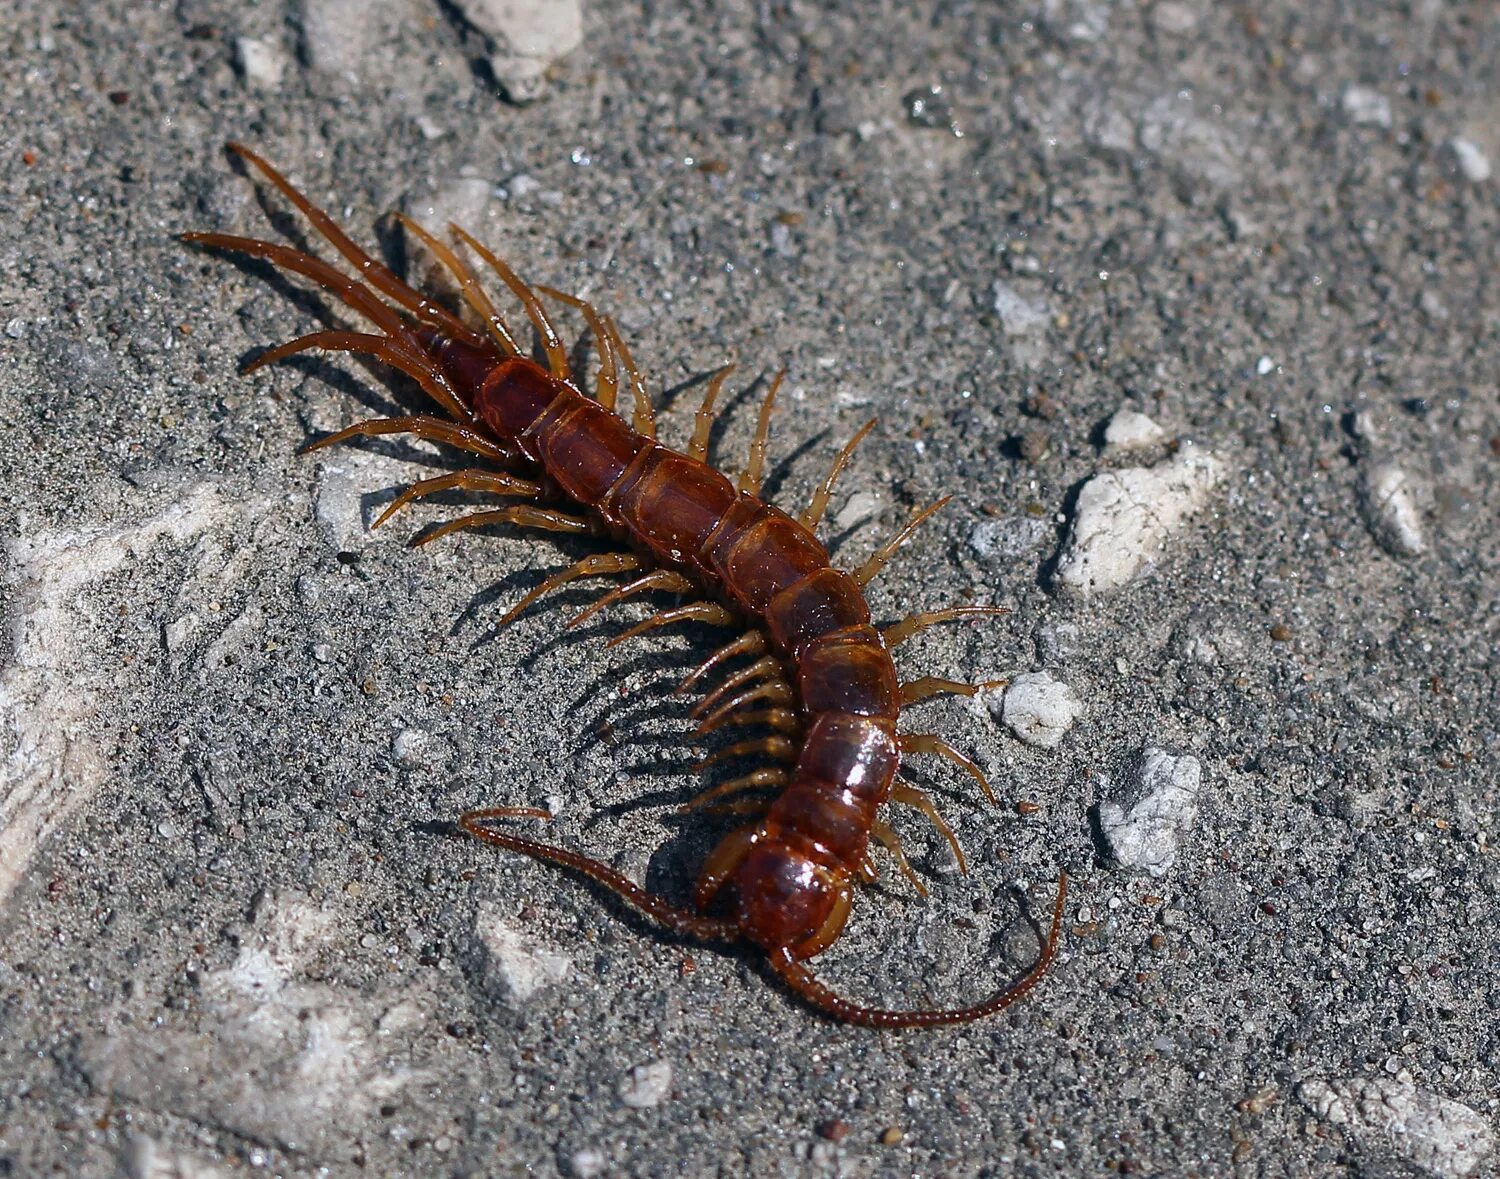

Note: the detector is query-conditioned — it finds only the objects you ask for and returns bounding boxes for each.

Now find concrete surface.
[1,1,1496,1176]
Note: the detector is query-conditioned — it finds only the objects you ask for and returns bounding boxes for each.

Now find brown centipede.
[185,143,1067,1028]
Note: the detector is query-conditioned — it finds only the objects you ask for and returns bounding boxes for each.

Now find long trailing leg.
[799,418,877,531]
[493,552,644,629]
[693,735,798,771]
[303,414,512,462]
[537,285,621,410]
[852,497,952,588]
[881,605,1009,649]
[695,680,796,736]
[766,872,1068,1029]
[690,655,783,720]
[450,224,571,380]
[396,212,522,355]
[226,142,484,348]
[898,732,997,804]
[899,676,1006,706]
[736,370,786,496]
[373,469,543,529]
[460,808,739,942]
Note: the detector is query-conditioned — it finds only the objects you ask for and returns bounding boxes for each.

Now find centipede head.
[733,843,853,960]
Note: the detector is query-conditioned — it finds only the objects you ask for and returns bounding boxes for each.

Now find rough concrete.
[1,1,1496,1176]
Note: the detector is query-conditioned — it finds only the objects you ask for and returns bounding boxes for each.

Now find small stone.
[453,0,583,104]
[991,280,1051,337]
[1097,748,1204,877]
[474,902,571,1003]
[1052,443,1223,597]
[817,1119,851,1141]
[1269,622,1292,642]
[1035,620,1082,665]
[1150,2,1198,34]
[1298,1077,1494,1178]
[1448,137,1492,183]
[391,728,433,768]
[235,36,287,90]
[617,1058,672,1109]
[996,672,1085,750]
[969,516,1050,563]
[880,1126,904,1146]
[1018,430,1049,461]
[833,490,883,531]
[1342,85,1393,129]
[567,1148,606,1179]
[1102,407,1166,454]
[1359,462,1427,557]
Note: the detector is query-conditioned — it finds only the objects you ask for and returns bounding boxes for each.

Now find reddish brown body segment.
[185,144,1067,1028]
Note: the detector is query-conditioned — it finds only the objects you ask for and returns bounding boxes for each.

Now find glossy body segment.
[190,145,1067,1027]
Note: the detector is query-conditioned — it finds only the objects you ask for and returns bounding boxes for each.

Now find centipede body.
[185,142,1067,1028]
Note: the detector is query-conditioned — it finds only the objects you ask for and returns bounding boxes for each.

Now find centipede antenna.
[225,142,485,347]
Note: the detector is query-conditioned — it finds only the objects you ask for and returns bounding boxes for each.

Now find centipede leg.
[899,676,1007,706]
[494,552,644,629]
[461,809,739,942]
[852,497,953,588]
[450,224,571,380]
[870,819,927,897]
[242,328,469,422]
[415,505,595,546]
[694,680,796,736]
[898,733,997,805]
[765,871,1067,1029]
[536,286,621,411]
[689,655,783,719]
[891,780,968,874]
[736,369,785,496]
[395,212,522,355]
[694,827,758,909]
[303,414,512,462]
[373,469,545,529]
[565,569,695,630]
[675,632,768,695]
[225,142,483,346]
[881,605,1010,650]
[686,365,737,464]
[799,418,877,532]
[695,707,800,738]
[693,735,798,771]
[604,603,737,649]
[679,769,789,812]
[602,312,656,439]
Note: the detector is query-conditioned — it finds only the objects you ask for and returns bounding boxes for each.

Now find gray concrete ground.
[1,1,1497,1176]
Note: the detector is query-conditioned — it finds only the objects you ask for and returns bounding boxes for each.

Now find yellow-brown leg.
[736,369,785,496]
[415,505,594,546]
[898,733,997,804]
[852,497,952,588]
[881,605,1010,649]
[495,552,644,629]
[395,212,521,355]
[687,365,737,463]
[536,285,620,410]
[302,414,512,462]
[891,780,969,873]
[450,224,571,380]
[374,469,543,529]
[799,417,877,532]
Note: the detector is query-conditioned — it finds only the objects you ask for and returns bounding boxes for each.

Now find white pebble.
[567,1148,607,1179]
[617,1058,672,1109]
[1102,406,1166,454]
[1150,2,1198,34]
[391,728,432,768]
[991,280,1051,337]
[313,463,363,551]
[474,903,571,1003]
[452,0,583,104]
[1052,443,1223,597]
[833,490,883,531]
[1342,85,1393,128]
[995,672,1084,749]
[235,36,287,90]
[1255,355,1275,376]
[1359,462,1427,558]
[1449,136,1492,183]
[969,516,1050,562]
[1097,748,1203,876]
[1299,1078,1494,1179]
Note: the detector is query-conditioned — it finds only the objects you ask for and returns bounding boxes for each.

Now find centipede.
[184,143,1067,1028]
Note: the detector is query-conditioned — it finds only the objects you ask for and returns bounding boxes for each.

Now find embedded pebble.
[1298,1077,1494,1179]
[1052,443,1223,597]
[474,902,571,1002]
[1359,462,1427,557]
[404,177,494,239]
[1097,748,1203,876]
[391,727,441,769]
[1342,85,1392,129]
[299,0,397,78]
[1034,620,1082,665]
[126,1134,231,1179]
[452,0,584,104]
[994,671,1084,749]
[567,1148,607,1179]
[833,490,883,531]
[991,280,1051,337]
[234,36,287,90]
[1102,406,1166,454]
[617,1058,672,1109]
[1448,137,1492,183]
[968,516,1050,563]
[1150,2,1198,35]
[1137,91,1243,188]
[313,463,364,551]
